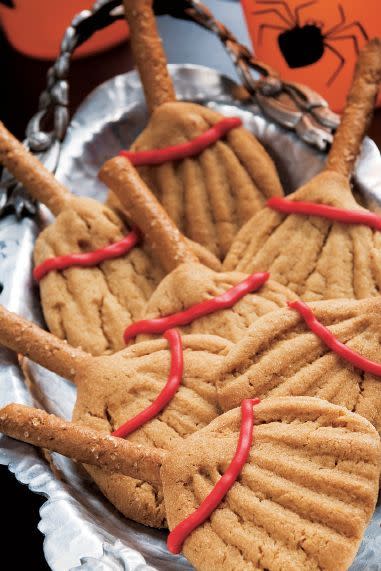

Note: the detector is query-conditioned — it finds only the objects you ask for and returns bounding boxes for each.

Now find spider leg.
[327,34,360,56]
[324,4,345,35]
[326,21,369,42]
[295,0,317,26]
[254,1,295,25]
[252,8,293,28]
[257,24,287,45]
[324,42,345,86]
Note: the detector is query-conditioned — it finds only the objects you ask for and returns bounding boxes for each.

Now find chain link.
[31,0,124,154]
[0,0,125,217]
[1,0,340,218]
[177,1,340,141]
[177,1,282,86]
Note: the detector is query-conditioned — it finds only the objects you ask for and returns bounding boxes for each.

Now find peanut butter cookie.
[224,39,381,302]
[162,397,381,570]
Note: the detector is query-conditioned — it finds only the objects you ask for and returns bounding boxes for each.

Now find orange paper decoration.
[241,0,381,112]
[0,0,129,60]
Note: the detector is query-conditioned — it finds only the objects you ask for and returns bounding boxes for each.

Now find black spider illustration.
[253,0,369,85]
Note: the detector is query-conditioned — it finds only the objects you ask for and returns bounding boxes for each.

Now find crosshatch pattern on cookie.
[217,298,381,433]
[137,264,299,343]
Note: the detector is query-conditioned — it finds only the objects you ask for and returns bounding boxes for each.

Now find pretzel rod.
[0,404,164,485]
[99,157,198,273]
[0,306,87,382]
[0,122,72,216]
[123,0,176,113]
[326,38,381,178]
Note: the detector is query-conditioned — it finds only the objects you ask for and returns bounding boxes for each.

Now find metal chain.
[1,0,340,218]
[30,0,124,153]
[0,0,124,217]
[172,1,340,144]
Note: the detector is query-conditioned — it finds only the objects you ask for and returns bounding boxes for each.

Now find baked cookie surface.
[224,171,381,301]
[162,397,381,571]
[34,197,164,355]
[217,297,381,433]
[72,334,232,527]
[141,262,298,343]
[109,101,283,260]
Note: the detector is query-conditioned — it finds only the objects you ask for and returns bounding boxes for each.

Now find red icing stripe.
[119,117,242,166]
[167,397,260,555]
[112,329,183,438]
[267,197,381,231]
[33,228,140,282]
[288,300,381,376]
[124,272,270,342]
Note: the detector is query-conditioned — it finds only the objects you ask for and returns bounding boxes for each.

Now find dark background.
[0,0,380,569]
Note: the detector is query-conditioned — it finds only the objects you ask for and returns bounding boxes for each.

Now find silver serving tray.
[0,64,380,571]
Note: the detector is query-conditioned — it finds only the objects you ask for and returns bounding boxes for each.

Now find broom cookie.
[0,304,232,527]
[224,39,381,301]
[107,0,284,260]
[0,393,379,570]
[0,122,219,355]
[100,158,298,344]
[162,397,381,571]
[217,297,381,434]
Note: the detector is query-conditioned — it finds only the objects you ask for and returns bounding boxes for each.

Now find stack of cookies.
[0,3,381,570]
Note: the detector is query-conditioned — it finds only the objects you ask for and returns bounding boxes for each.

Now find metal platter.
[0,64,380,570]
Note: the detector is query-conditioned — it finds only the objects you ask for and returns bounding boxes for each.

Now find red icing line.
[119,117,242,166]
[112,329,183,438]
[124,272,270,342]
[167,397,260,555]
[267,197,381,231]
[33,228,140,282]
[288,300,381,376]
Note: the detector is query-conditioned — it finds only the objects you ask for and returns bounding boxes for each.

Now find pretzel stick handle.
[0,306,87,382]
[99,157,197,272]
[123,0,176,113]
[0,404,164,485]
[0,122,72,216]
[326,38,381,178]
